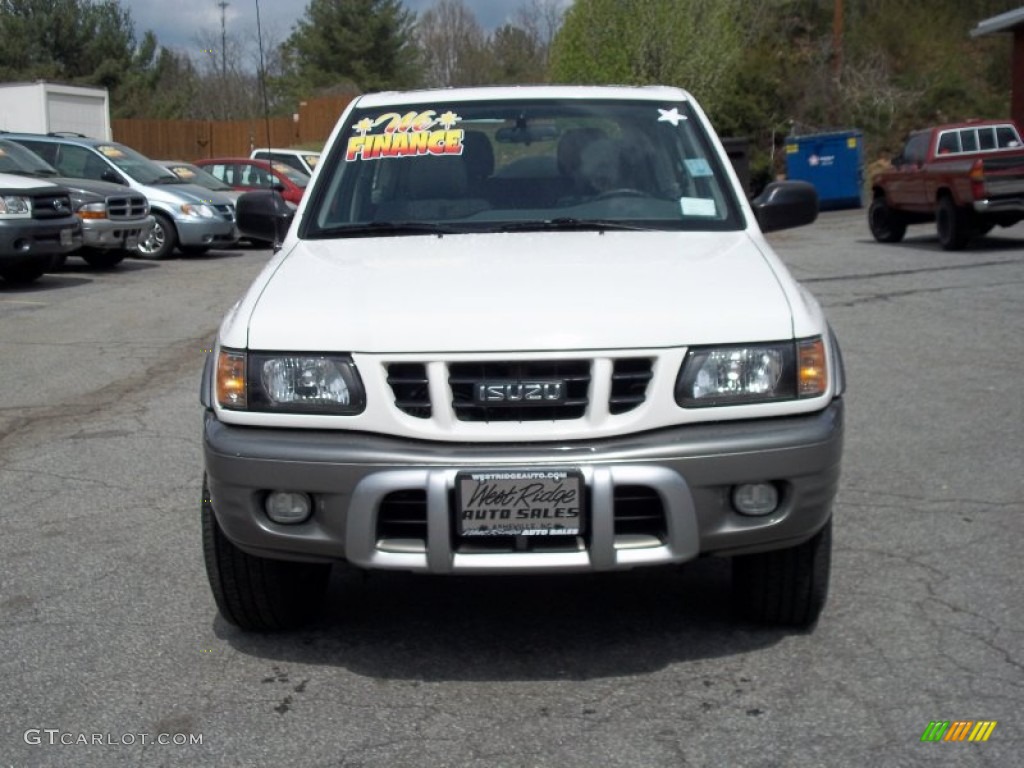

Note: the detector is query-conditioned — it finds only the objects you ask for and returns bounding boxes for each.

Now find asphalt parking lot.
[1,212,1022,767]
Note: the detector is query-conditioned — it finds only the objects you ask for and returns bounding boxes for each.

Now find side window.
[937,131,959,154]
[241,164,271,187]
[960,130,978,152]
[206,164,230,183]
[978,127,996,150]
[17,141,57,164]
[996,125,1020,148]
[54,144,100,178]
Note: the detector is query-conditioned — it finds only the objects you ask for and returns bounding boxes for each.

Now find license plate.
[456,470,584,536]
[60,228,73,246]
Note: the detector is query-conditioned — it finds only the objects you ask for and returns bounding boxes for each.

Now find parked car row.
[0,132,314,284]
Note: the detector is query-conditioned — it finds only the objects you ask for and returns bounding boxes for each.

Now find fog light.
[265,491,312,524]
[732,483,779,516]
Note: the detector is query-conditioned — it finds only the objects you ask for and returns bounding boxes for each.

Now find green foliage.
[549,0,745,115]
[549,0,1023,186]
[0,0,134,87]
[279,0,419,96]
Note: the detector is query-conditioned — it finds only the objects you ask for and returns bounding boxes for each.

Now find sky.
[121,0,562,60]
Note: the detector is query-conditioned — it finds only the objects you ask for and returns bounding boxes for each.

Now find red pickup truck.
[868,119,1024,250]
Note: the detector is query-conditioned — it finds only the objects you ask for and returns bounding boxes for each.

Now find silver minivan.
[6,134,238,259]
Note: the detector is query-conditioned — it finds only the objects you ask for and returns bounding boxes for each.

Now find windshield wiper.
[491,218,652,233]
[313,221,462,238]
[150,176,184,185]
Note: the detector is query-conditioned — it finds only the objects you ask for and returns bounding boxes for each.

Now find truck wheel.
[868,197,906,243]
[201,476,330,630]
[936,196,971,251]
[136,213,177,260]
[731,518,832,628]
[80,248,127,269]
[0,260,50,284]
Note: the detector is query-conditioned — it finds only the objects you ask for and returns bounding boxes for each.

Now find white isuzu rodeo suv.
[200,85,844,631]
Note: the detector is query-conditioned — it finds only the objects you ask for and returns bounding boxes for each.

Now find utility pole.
[218,1,229,79]
[831,0,844,126]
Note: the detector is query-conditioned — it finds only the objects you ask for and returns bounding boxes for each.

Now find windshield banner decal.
[346,110,465,161]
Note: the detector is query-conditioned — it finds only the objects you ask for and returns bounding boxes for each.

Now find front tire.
[0,259,51,284]
[936,196,971,251]
[136,212,177,260]
[80,248,127,269]
[868,196,907,243]
[731,518,832,628]
[201,477,330,630]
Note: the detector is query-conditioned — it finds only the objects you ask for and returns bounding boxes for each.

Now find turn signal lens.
[216,348,247,409]
[797,337,827,397]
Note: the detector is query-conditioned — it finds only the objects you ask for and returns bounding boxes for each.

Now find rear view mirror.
[495,123,560,144]
[236,190,294,246]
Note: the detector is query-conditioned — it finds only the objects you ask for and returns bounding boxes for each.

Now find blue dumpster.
[784,130,863,210]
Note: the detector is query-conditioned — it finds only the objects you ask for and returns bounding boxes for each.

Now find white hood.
[244,230,795,353]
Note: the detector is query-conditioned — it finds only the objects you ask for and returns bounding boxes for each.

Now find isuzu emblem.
[474,380,566,405]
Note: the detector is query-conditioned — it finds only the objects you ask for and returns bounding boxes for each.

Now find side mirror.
[751,180,818,233]
[236,190,294,245]
[101,169,126,185]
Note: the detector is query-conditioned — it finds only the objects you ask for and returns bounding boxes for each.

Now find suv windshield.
[303,98,743,238]
[0,139,59,177]
[93,143,180,185]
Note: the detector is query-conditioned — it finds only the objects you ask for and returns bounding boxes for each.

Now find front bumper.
[203,400,843,573]
[0,218,82,266]
[81,215,155,250]
[973,197,1024,215]
[175,217,237,248]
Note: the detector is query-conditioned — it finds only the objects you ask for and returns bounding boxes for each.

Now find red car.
[194,157,309,206]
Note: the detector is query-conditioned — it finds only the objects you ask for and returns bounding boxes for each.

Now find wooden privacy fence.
[112,95,354,162]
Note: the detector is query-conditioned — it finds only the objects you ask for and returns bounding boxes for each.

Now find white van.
[250,148,320,176]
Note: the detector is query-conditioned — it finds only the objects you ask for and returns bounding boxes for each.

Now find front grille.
[613,485,666,541]
[377,490,427,542]
[106,195,147,220]
[213,203,234,221]
[449,360,590,422]
[31,193,72,220]
[387,363,431,418]
[609,358,654,414]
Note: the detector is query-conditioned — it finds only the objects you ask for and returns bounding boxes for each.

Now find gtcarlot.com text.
[23,729,203,746]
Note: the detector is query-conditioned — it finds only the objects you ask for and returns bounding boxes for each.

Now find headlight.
[180,203,215,218]
[216,348,365,414]
[77,202,108,219]
[676,337,827,407]
[0,195,32,218]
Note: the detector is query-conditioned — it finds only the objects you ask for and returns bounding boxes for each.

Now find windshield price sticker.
[456,470,584,536]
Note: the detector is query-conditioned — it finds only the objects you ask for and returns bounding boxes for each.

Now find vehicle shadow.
[856,232,1024,252]
[216,558,793,682]
[1,273,94,292]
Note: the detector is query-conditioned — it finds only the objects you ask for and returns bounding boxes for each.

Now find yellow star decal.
[353,117,374,135]
[436,111,462,130]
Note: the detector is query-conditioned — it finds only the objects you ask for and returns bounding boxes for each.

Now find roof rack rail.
[47,131,89,138]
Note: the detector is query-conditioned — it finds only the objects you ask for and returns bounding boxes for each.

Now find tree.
[0,0,136,89]
[549,0,745,116]
[417,0,487,87]
[279,0,419,95]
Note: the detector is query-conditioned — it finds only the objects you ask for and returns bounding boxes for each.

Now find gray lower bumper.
[203,400,843,573]
[176,217,237,247]
[81,216,154,250]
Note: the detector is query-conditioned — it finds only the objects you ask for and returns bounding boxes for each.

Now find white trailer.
[0,82,111,141]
